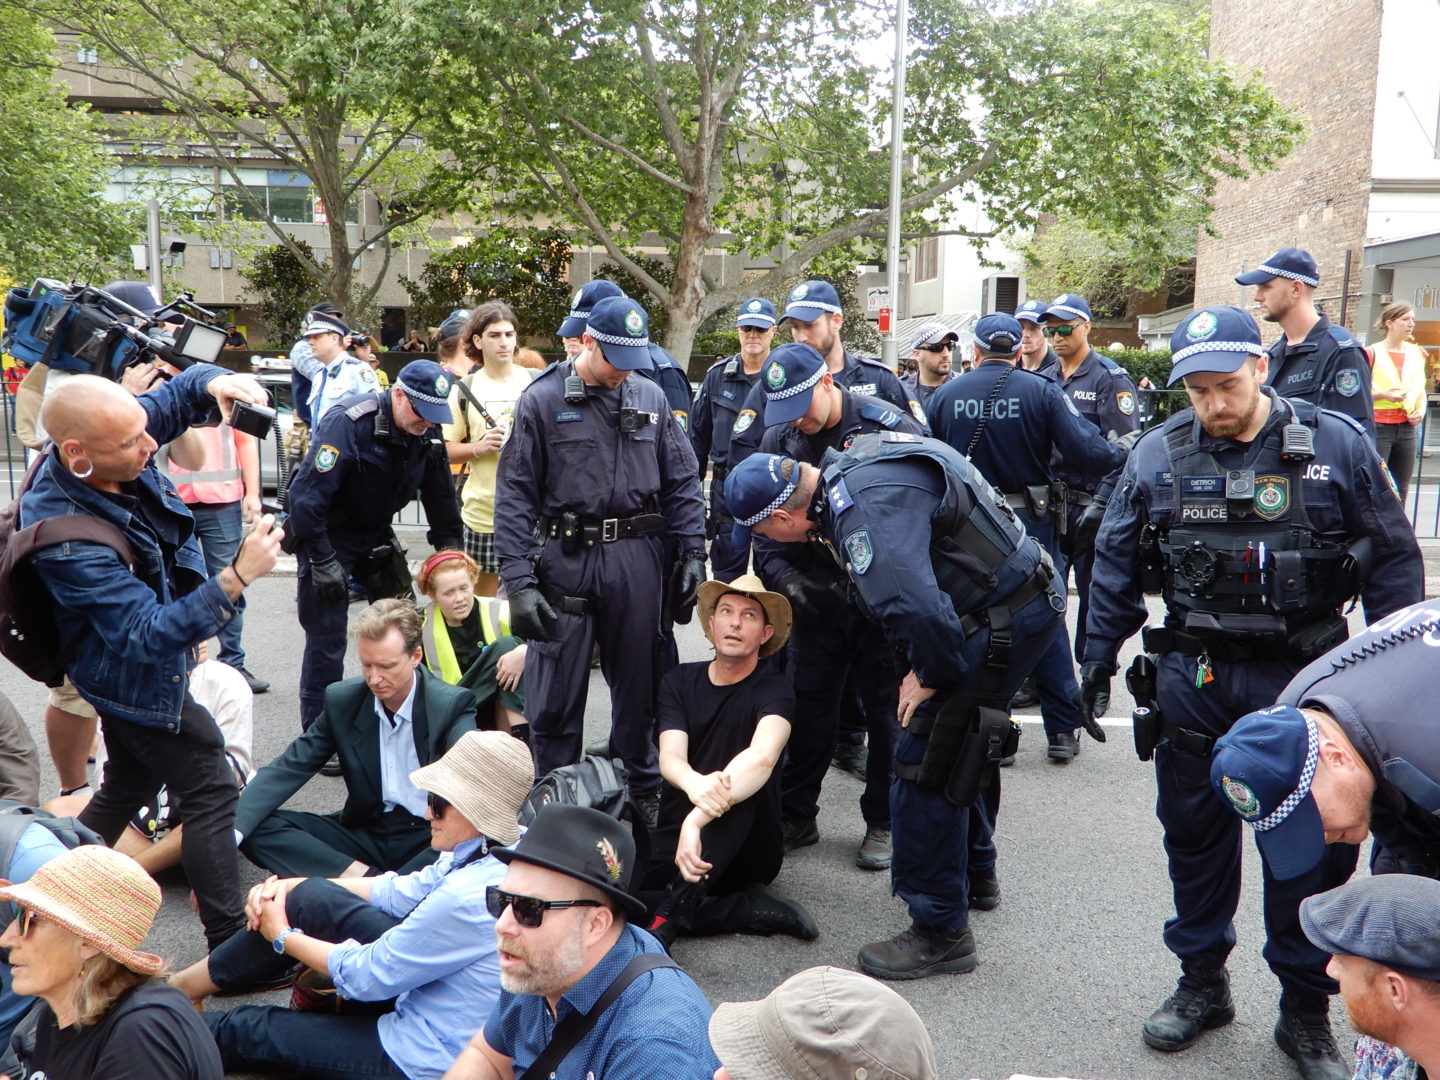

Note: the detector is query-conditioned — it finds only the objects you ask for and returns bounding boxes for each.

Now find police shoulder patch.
[315,444,340,472]
[909,399,927,425]
[733,409,756,434]
[844,529,874,574]
[358,366,377,385]
[1221,776,1262,820]
[1116,390,1136,415]
[672,409,689,431]
[1335,368,1361,398]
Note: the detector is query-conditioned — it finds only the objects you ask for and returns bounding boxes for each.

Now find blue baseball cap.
[1046,294,1091,322]
[761,343,827,425]
[558,280,625,338]
[780,280,843,324]
[586,295,651,370]
[1235,247,1320,288]
[1210,705,1324,881]
[437,308,470,341]
[396,360,457,425]
[910,322,958,350]
[1301,875,1440,981]
[1014,299,1049,324]
[1167,305,1267,386]
[101,280,164,318]
[973,313,1023,353]
[725,453,798,546]
[736,297,777,329]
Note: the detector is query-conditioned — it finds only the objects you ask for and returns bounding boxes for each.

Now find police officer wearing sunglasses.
[446,804,718,1080]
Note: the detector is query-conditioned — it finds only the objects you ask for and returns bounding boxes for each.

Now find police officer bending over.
[287,360,464,730]
[494,296,706,821]
[1080,306,1422,1079]
[726,436,1063,981]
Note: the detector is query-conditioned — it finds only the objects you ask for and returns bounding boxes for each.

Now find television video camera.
[2,278,229,380]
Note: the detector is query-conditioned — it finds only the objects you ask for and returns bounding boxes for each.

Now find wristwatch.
[272,927,302,955]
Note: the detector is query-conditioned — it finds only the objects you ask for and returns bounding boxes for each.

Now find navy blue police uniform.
[1031,348,1061,381]
[493,301,705,798]
[928,320,1125,749]
[727,435,1064,976]
[755,384,922,842]
[899,368,956,409]
[691,353,763,579]
[1264,315,1374,439]
[287,382,463,727]
[640,343,693,432]
[1082,307,1423,1059]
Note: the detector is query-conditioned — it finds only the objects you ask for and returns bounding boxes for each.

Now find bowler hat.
[493,804,647,922]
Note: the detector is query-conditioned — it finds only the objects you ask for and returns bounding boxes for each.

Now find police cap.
[761,343,827,425]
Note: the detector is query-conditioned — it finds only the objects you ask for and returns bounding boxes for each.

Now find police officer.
[642,343,692,433]
[1044,294,1141,704]
[726,435,1063,980]
[285,302,344,471]
[1211,599,1440,880]
[690,297,776,580]
[494,295,706,817]
[1079,306,1423,1078]
[928,313,1126,761]
[555,279,626,358]
[1236,247,1375,438]
[300,309,380,422]
[287,360,465,729]
[727,280,924,465]
[1016,299,1059,379]
[902,323,959,408]
[752,343,924,869]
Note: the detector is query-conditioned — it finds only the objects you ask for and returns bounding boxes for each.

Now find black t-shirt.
[24,980,222,1080]
[449,603,486,674]
[656,661,794,831]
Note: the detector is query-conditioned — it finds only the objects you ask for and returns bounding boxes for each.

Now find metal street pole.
[146,199,163,297]
[880,0,908,372]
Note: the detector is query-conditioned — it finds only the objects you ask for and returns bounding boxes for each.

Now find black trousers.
[83,695,244,950]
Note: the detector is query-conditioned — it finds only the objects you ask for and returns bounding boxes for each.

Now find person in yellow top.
[442,302,535,596]
[415,550,528,739]
[1370,301,1427,502]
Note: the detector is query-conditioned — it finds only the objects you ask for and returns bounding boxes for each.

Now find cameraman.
[19,367,285,952]
[352,329,388,389]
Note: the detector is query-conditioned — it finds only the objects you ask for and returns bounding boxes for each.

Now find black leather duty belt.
[539,513,665,546]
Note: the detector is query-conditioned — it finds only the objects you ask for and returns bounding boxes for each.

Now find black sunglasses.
[427,792,450,817]
[486,886,603,928]
[1042,324,1080,338]
[918,342,952,353]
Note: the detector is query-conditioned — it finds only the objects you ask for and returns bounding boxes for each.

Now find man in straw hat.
[443,804,718,1080]
[709,965,938,1080]
[172,730,534,1080]
[634,574,815,948]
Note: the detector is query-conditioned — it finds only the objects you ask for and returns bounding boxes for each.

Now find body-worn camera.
[618,407,656,434]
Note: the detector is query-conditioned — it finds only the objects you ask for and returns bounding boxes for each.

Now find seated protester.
[171,731,534,1080]
[0,847,222,1080]
[441,805,719,1080]
[0,819,73,1074]
[235,599,479,880]
[414,552,528,739]
[46,644,255,877]
[710,966,938,1080]
[636,575,816,948]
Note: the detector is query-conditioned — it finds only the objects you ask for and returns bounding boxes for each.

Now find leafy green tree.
[0,11,135,281]
[429,0,1299,361]
[238,238,324,342]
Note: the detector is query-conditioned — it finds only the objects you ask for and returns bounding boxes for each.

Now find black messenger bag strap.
[518,953,679,1080]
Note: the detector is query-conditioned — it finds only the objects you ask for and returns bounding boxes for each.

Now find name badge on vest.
[1180,501,1228,522]
[1181,476,1225,496]
[555,409,583,423]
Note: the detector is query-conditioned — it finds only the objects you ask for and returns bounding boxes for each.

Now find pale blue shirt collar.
[374,673,426,816]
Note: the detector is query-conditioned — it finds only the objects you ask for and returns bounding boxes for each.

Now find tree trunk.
[663,300,705,376]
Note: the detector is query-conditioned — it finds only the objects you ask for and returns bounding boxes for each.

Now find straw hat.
[696,574,792,658]
[0,846,164,976]
[409,730,534,845]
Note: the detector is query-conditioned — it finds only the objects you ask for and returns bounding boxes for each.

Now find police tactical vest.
[824,432,1029,616]
[1153,399,1352,639]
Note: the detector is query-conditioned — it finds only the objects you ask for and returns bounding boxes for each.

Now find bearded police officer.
[928,313,1126,762]
[751,343,924,869]
[287,360,464,730]
[691,298,777,579]
[726,436,1063,981]
[902,323,960,409]
[1079,306,1422,1078]
[1236,247,1375,438]
[494,295,706,820]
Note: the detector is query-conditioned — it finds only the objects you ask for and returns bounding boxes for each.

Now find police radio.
[1280,423,1316,463]
[563,375,586,405]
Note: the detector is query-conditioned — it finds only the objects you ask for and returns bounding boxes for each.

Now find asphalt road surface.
[6,556,1433,1080]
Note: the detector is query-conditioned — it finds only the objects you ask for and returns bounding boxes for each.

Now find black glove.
[311,556,349,607]
[1078,663,1111,743]
[669,551,708,626]
[775,571,837,622]
[1110,429,1143,453]
[1070,494,1110,551]
[510,586,558,643]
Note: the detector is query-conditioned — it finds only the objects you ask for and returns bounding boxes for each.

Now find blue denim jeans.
[189,501,246,667]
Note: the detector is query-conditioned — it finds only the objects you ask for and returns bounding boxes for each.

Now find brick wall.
[1194,0,1383,337]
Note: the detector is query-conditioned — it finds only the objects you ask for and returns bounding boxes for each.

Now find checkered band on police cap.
[1170,339,1268,365]
[736,473,797,527]
[764,359,824,402]
[1252,715,1320,834]
[1255,262,1318,287]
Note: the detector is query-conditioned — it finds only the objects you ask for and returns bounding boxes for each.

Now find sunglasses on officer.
[917,342,952,353]
[486,886,604,928]
[1042,323,1081,338]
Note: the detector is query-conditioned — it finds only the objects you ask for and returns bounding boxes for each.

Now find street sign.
[867,286,890,315]
[878,307,891,333]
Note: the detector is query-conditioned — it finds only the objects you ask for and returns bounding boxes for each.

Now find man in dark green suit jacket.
[236,600,482,877]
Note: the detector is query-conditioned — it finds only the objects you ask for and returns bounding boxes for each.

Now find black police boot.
[741,884,819,940]
[1274,993,1349,1080]
[1047,730,1079,762]
[781,816,819,852]
[968,872,1001,911]
[858,921,977,981]
[1010,677,1039,710]
[1141,965,1235,1051]
[830,740,868,781]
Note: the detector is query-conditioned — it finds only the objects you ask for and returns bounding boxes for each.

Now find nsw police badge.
[1116,391,1136,415]
[1185,311,1218,341]
[791,283,809,300]
[315,444,340,472]
[1253,475,1289,520]
[1335,368,1361,398]
[844,530,874,574]
[732,409,756,434]
[746,299,762,313]
[765,362,786,390]
[1221,776,1262,820]
[624,309,644,336]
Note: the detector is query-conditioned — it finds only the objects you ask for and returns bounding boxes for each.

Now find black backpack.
[0,451,133,686]
[519,755,630,827]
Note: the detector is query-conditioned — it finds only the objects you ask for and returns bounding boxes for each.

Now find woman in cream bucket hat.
[0,844,223,1077]
[172,730,534,1080]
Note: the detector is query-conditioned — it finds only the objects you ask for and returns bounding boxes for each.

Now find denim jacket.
[19,364,239,731]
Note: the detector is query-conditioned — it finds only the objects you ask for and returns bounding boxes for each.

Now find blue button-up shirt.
[485,923,718,1080]
[329,837,505,1080]
[374,675,425,816]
